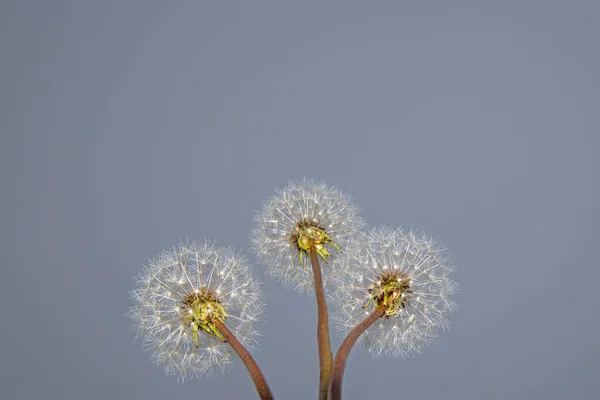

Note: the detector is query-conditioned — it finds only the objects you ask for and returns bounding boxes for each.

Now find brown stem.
[309,245,333,400]
[213,319,274,400]
[328,307,385,400]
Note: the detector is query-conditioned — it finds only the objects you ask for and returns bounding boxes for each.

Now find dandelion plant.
[251,178,365,400]
[328,227,458,399]
[128,240,273,399]
[127,179,458,400]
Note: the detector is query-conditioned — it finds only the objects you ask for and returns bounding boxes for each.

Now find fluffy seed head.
[251,178,365,292]
[331,227,458,358]
[128,240,264,381]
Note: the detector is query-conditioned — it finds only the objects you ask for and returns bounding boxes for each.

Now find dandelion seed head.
[127,239,265,381]
[331,227,458,358]
[251,178,365,293]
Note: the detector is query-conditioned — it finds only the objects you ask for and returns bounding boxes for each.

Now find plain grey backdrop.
[2,0,599,399]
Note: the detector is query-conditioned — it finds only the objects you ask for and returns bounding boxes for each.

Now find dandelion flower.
[332,227,458,358]
[128,240,265,381]
[251,178,365,292]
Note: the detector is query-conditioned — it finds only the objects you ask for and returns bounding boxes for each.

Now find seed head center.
[290,219,340,262]
[180,289,227,347]
[365,271,413,318]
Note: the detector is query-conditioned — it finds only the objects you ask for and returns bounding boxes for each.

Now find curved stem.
[328,307,385,400]
[213,319,274,400]
[309,245,333,400]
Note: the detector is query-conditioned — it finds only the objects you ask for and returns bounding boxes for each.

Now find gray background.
[2,1,599,399]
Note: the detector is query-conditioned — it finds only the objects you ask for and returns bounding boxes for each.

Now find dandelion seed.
[251,178,365,293]
[127,239,265,381]
[331,227,458,358]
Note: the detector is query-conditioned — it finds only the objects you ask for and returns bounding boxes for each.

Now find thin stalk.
[213,319,274,400]
[328,307,385,400]
[309,245,333,400]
